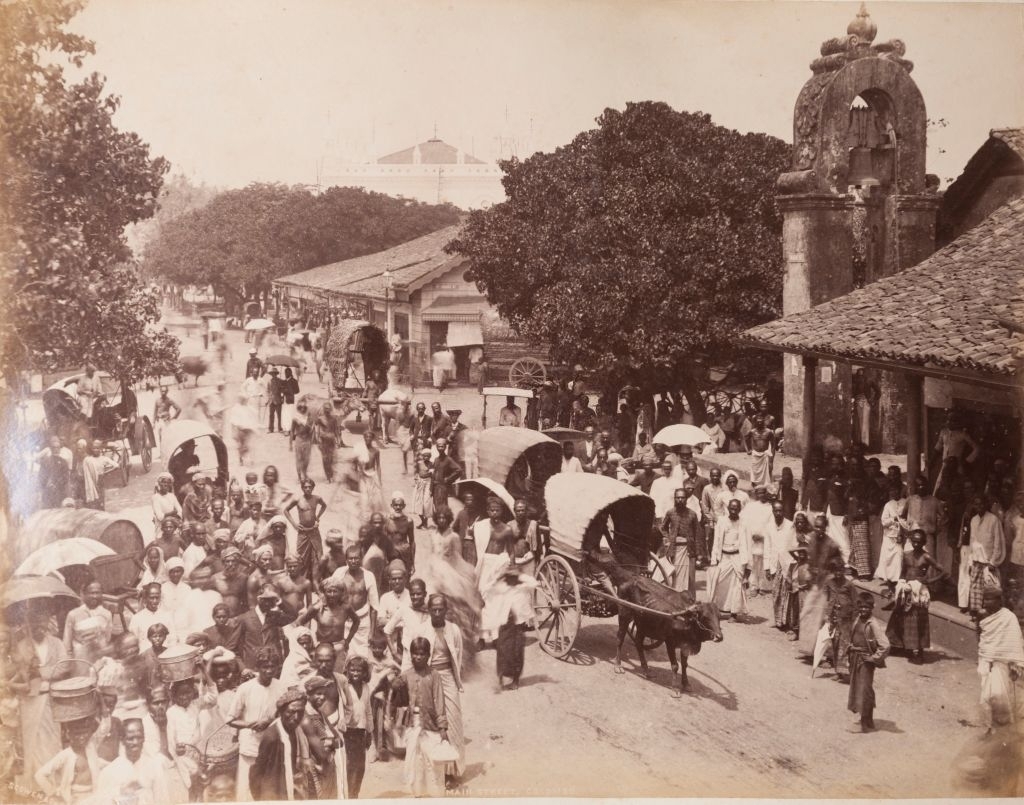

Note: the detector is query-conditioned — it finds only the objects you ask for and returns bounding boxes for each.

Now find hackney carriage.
[42,371,156,486]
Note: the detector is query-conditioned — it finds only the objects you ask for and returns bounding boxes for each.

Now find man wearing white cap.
[63,580,113,662]
[161,557,193,634]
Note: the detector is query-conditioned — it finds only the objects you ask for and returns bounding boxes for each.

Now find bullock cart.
[533,473,673,658]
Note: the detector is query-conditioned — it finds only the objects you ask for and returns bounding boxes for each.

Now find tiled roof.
[992,128,1024,160]
[378,138,486,165]
[742,196,1024,376]
[274,225,464,299]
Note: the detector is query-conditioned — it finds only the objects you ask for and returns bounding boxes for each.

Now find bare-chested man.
[276,553,313,612]
[318,530,347,589]
[329,546,379,657]
[152,516,183,560]
[746,414,775,488]
[298,578,360,671]
[247,545,277,609]
[311,643,346,719]
[212,545,249,616]
[284,478,326,584]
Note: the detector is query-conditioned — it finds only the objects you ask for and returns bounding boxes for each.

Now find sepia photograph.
[1,0,1023,800]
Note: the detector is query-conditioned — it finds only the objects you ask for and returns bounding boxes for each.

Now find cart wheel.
[119,448,130,487]
[533,554,581,658]
[140,441,153,473]
[509,357,546,388]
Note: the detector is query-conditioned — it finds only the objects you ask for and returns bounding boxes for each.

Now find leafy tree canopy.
[141,184,461,313]
[0,0,172,384]
[448,101,790,418]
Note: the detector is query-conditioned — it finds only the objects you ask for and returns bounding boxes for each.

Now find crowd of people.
[13,333,1024,801]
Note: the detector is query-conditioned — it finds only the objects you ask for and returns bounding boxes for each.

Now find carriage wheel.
[140,441,153,473]
[627,552,671,650]
[118,447,130,487]
[533,554,581,658]
[509,357,546,389]
[138,421,154,473]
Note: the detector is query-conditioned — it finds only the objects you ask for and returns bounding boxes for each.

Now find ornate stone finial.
[847,3,877,43]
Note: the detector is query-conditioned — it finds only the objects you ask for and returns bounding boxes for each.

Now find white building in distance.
[323,137,505,210]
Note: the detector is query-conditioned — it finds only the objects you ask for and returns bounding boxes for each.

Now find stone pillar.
[801,356,818,471]
[779,194,854,457]
[905,373,923,488]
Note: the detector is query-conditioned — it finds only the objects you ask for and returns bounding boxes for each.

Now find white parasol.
[14,538,116,578]
[652,423,712,448]
[244,318,275,331]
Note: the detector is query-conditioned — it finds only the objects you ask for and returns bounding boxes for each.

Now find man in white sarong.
[473,498,513,642]
[745,416,775,488]
[742,485,773,595]
[707,499,751,621]
[649,460,680,520]
[977,588,1024,731]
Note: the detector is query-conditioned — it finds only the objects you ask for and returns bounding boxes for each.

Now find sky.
[67,0,1024,190]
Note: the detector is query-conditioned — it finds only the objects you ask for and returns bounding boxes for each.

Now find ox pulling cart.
[532,473,673,658]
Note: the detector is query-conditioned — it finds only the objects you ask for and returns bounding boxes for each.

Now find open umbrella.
[14,538,115,578]
[652,423,711,448]
[265,354,301,368]
[2,575,80,610]
[244,318,275,331]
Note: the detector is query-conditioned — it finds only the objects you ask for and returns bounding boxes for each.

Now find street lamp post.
[382,268,394,340]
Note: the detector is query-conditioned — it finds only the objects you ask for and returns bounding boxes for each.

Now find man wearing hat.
[212,546,248,616]
[250,687,315,801]
[63,580,113,662]
[236,585,297,671]
[245,348,264,380]
[267,366,284,433]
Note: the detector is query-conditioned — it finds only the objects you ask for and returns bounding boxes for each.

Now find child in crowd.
[847,592,890,732]
[367,633,400,761]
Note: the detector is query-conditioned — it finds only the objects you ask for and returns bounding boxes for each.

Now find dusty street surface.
[104,326,987,799]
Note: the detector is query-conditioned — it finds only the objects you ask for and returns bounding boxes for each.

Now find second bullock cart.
[533,473,672,658]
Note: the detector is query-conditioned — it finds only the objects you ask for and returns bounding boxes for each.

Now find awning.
[420,295,484,322]
[446,321,484,347]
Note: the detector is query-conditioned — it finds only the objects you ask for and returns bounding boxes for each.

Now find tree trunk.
[679,371,707,427]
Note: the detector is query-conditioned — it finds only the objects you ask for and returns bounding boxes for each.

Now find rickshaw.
[475,427,561,515]
[324,319,388,394]
[534,473,670,659]
[453,477,515,518]
[163,419,230,501]
[42,371,156,485]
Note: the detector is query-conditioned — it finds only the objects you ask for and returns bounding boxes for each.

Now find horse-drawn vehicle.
[532,472,670,658]
[42,372,155,486]
[163,419,230,501]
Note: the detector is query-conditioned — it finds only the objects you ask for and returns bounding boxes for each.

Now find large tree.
[141,184,461,314]
[0,0,172,384]
[448,101,790,421]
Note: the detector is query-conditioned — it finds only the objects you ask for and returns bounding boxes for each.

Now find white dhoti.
[825,506,850,561]
[350,603,372,658]
[477,552,511,641]
[798,586,828,656]
[236,753,255,802]
[404,726,444,797]
[958,545,973,609]
[750,448,772,487]
[705,553,747,615]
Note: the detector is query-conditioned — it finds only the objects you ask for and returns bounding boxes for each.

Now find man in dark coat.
[430,438,462,511]
[237,584,297,670]
[250,687,316,801]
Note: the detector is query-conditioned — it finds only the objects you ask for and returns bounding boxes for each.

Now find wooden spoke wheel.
[533,554,581,658]
[136,421,154,473]
[626,552,671,651]
[113,443,130,487]
[509,357,547,389]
